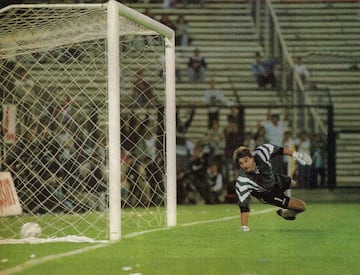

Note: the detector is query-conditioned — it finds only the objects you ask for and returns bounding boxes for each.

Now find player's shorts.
[253,174,292,208]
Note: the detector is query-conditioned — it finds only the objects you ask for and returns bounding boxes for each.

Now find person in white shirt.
[261,104,289,174]
[294,56,310,85]
[203,79,231,128]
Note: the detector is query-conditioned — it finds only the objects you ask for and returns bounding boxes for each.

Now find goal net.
[0,0,176,241]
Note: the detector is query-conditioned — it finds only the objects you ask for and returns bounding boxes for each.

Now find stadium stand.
[7,0,359,187]
[129,0,280,142]
[271,0,360,186]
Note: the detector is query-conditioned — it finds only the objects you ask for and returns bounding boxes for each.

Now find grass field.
[1,199,360,275]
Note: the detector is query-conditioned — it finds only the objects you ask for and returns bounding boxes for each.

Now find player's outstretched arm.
[283,148,312,166]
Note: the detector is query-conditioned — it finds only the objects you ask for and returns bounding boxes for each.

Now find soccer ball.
[20,222,42,238]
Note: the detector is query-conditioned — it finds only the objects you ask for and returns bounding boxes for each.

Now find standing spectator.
[163,0,176,9]
[295,130,312,188]
[158,55,182,83]
[181,0,204,7]
[175,15,190,46]
[188,48,207,82]
[310,134,326,188]
[186,142,211,204]
[261,104,289,174]
[203,79,231,128]
[206,120,225,170]
[14,67,35,129]
[262,104,289,147]
[53,96,73,128]
[143,128,165,206]
[176,108,196,174]
[294,56,310,85]
[283,130,296,177]
[251,52,277,89]
[243,131,256,152]
[223,120,242,185]
[205,162,224,204]
[253,125,267,147]
[132,70,157,107]
[159,14,176,31]
[227,106,240,124]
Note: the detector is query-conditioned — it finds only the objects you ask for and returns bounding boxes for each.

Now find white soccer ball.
[20,222,42,238]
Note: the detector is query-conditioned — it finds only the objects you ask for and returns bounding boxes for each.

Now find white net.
[0,2,174,240]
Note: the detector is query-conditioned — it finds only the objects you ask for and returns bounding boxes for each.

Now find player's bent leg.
[287,197,306,213]
[277,198,306,221]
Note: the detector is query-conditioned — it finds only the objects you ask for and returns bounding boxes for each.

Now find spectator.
[53,96,73,127]
[250,120,268,147]
[132,70,157,107]
[282,130,296,176]
[82,156,107,211]
[205,161,224,203]
[123,154,142,207]
[206,120,225,170]
[175,15,190,46]
[243,131,256,152]
[251,52,277,89]
[14,66,35,128]
[163,0,176,9]
[227,106,240,124]
[187,141,212,204]
[203,79,231,128]
[295,130,311,188]
[253,125,268,147]
[310,134,326,188]
[176,108,196,174]
[158,55,182,83]
[262,104,289,147]
[159,14,176,31]
[261,104,289,174]
[143,128,165,206]
[223,120,243,185]
[188,48,207,82]
[294,56,310,85]
[181,0,204,7]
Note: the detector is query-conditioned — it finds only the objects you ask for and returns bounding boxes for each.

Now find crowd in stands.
[1,0,322,212]
[175,101,328,205]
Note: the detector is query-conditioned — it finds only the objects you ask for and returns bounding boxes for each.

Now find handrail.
[264,0,328,135]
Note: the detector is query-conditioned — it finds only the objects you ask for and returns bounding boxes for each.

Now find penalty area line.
[1,207,275,274]
[1,243,109,275]
[179,207,276,227]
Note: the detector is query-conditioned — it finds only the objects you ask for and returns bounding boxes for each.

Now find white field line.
[1,207,275,275]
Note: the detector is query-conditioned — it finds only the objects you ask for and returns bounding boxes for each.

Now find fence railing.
[251,0,330,136]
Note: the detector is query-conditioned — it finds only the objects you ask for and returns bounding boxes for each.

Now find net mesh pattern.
[0,4,167,240]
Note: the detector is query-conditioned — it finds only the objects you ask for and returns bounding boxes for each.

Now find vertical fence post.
[327,105,336,188]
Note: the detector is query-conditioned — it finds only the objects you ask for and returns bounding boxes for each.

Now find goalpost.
[0,0,176,241]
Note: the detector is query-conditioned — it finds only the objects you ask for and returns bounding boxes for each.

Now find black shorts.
[253,174,292,208]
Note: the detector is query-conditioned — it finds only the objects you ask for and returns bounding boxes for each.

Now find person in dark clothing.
[233,144,312,232]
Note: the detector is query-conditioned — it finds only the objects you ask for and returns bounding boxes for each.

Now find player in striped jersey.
[233,144,312,231]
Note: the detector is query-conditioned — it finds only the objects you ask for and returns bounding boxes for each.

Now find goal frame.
[107,0,177,241]
[0,0,176,241]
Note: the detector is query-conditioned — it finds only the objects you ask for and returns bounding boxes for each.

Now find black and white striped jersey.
[234,144,284,204]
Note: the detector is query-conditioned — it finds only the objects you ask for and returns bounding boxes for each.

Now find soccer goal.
[0,0,176,242]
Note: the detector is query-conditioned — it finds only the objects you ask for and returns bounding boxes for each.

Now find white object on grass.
[20,222,42,238]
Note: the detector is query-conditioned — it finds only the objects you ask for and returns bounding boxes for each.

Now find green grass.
[1,203,360,275]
